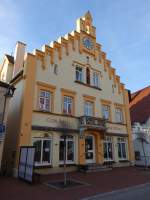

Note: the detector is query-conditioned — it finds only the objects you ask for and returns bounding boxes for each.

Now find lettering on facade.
[46,117,75,129]
[106,123,127,135]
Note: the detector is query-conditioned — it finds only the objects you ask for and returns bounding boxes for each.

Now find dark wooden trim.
[75,80,102,91]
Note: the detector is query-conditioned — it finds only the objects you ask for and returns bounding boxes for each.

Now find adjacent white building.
[130,86,150,166]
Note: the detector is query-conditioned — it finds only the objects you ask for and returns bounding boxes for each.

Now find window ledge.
[75,80,102,91]
[33,110,77,118]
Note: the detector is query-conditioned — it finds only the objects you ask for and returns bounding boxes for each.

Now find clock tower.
[76,11,96,57]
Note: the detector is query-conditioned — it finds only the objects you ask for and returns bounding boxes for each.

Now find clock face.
[82,37,93,50]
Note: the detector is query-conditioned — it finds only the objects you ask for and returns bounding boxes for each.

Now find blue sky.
[0,0,150,92]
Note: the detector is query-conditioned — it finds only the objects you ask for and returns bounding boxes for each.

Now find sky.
[0,0,150,92]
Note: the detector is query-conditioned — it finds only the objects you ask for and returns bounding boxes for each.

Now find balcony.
[79,116,106,131]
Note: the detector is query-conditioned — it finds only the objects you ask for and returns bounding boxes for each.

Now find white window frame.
[59,135,75,164]
[75,65,83,82]
[103,137,114,161]
[39,90,51,111]
[84,101,94,116]
[102,105,110,120]
[93,72,100,88]
[32,138,52,166]
[63,96,73,115]
[117,137,127,160]
[115,108,123,123]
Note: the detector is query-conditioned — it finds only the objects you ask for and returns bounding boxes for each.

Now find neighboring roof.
[129,86,150,124]
[5,54,14,64]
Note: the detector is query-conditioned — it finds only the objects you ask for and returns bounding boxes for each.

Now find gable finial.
[76,11,95,37]
[83,10,93,22]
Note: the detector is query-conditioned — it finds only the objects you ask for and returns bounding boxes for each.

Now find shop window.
[135,151,141,160]
[117,137,127,160]
[59,135,75,164]
[103,137,113,161]
[33,138,52,166]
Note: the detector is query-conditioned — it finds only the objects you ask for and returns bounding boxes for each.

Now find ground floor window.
[117,137,127,160]
[103,136,113,161]
[135,151,141,160]
[33,138,52,166]
[59,135,75,164]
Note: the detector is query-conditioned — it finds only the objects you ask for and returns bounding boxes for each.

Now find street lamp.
[0,85,15,133]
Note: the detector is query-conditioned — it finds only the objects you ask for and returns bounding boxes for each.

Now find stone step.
[86,167,112,173]
[88,165,109,170]
[78,164,112,172]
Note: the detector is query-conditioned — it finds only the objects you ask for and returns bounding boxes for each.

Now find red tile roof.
[129,86,150,124]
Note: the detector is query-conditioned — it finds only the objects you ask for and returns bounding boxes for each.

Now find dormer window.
[76,66,83,82]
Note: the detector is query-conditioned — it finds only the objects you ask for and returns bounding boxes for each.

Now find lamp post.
[62,133,67,186]
[0,85,15,133]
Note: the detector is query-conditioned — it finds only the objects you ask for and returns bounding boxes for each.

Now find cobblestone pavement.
[1,167,150,200]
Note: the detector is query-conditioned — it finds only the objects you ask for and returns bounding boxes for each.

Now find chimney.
[13,41,26,77]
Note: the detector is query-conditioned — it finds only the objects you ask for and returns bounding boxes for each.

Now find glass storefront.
[117,137,127,160]
[33,138,52,166]
[59,135,75,164]
[103,136,113,161]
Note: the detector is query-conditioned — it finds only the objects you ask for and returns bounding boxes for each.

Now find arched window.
[86,67,90,84]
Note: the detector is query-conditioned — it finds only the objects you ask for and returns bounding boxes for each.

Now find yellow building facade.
[1,12,134,175]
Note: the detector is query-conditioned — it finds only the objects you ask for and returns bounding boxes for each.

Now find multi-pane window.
[59,135,75,164]
[84,101,94,116]
[39,90,51,111]
[76,66,83,82]
[33,138,52,166]
[115,108,123,123]
[117,137,127,160]
[63,96,73,115]
[102,105,110,120]
[103,137,113,161]
[93,72,99,88]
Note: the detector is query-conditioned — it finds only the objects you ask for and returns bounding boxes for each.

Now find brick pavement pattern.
[1,167,150,200]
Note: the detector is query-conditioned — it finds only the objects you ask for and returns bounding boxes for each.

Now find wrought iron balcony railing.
[79,116,106,131]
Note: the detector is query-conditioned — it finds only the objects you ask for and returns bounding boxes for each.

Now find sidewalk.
[1,167,150,200]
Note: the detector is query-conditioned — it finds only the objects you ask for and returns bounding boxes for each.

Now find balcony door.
[85,135,95,164]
